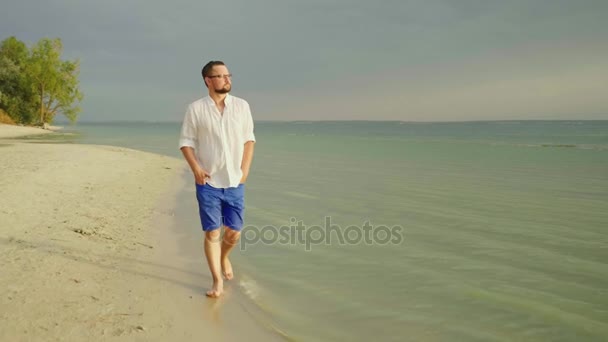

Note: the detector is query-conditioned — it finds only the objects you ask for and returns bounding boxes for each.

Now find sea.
[24,120,608,341]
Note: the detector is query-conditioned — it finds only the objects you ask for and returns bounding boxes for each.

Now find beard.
[215,84,231,94]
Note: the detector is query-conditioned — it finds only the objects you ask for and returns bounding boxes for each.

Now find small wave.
[485,141,608,151]
[540,144,577,148]
[239,276,261,301]
[238,275,295,340]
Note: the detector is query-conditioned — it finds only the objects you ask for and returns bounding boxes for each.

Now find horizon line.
[57,119,608,125]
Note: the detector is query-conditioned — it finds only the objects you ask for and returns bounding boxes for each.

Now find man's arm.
[240,101,256,184]
[240,141,255,184]
[181,147,209,185]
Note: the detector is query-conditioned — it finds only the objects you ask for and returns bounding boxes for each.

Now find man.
[179,60,255,298]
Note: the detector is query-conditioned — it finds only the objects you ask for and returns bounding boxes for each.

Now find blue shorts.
[195,183,245,232]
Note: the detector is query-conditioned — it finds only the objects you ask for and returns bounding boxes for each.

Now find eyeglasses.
[207,74,232,79]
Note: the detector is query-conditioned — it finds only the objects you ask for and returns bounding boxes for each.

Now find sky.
[1,0,607,122]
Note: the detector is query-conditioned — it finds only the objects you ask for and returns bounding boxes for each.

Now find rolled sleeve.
[244,103,256,143]
[179,105,198,149]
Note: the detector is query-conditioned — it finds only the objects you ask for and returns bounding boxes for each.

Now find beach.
[0,124,56,139]
[0,125,279,341]
[2,121,607,341]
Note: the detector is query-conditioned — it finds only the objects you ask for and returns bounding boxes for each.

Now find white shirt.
[179,94,256,188]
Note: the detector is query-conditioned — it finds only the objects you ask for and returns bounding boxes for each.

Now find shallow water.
[43,120,608,341]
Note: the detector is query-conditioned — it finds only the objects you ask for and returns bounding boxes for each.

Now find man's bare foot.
[221,258,234,280]
[206,279,223,298]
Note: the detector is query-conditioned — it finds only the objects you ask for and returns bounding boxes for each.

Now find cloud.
[1,0,606,121]
[248,41,608,120]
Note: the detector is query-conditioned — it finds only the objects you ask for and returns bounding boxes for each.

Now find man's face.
[206,65,232,94]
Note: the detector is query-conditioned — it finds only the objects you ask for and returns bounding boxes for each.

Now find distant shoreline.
[0,123,63,139]
[60,119,608,125]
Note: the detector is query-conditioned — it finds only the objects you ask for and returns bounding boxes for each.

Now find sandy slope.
[0,142,190,341]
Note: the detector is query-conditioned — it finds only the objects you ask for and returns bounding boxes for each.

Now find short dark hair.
[201,60,225,78]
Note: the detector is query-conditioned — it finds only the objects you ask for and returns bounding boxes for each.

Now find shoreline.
[0,130,281,340]
[0,123,63,139]
[145,170,286,341]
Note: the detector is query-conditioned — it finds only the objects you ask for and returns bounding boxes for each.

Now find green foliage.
[0,37,37,124]
[0,36,83,125]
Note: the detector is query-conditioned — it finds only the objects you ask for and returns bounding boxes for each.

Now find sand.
[0,126,281,341]
[0,139,184,339]
[0,124,56,138]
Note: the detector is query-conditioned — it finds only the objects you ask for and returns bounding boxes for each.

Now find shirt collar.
[205,94,232,106]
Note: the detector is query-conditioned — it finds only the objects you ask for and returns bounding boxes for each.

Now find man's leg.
[196,183,224,298]
[221,184,245,280]
[204,229,223,297]
[221,227,241,280]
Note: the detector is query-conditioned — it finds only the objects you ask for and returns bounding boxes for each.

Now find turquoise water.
[45,121,608,341]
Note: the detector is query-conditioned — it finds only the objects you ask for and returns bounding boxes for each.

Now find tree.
[27,38,83,124]
[0,37,37,123]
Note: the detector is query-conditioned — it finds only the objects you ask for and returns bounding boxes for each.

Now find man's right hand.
[194,167,211,185]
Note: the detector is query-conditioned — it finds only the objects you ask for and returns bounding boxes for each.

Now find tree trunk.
[39,84,44,124]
